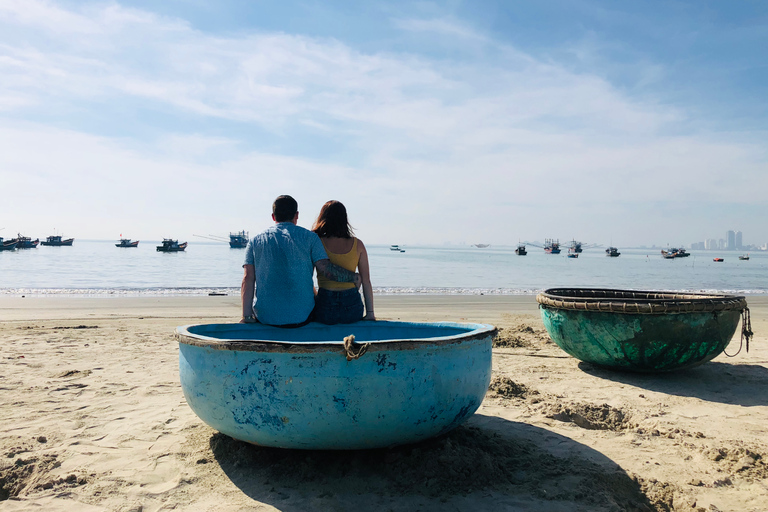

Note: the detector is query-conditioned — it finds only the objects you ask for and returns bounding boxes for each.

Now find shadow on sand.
[209,414,658,511]
[577,360,768,407]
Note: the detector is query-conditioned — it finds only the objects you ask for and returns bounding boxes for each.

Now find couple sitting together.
[240,195,374,327]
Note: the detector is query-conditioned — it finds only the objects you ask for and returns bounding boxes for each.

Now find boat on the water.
[739,254,750,261]
[0,237,18,251]
[390,245,401,251]
[713,257,724,262]
[661,247,690,259]
[11,234,39,249]
[544,238,561,254]
[605,247,621,257]
[515,243,527,255]
[40,235,74,246]
[473,244,490,248]
[116,238,139,248]
[567,253,578,258]
[229,230,249,249]
[157,239,187,252]
[537,288,750,372]
[176,321,496,449]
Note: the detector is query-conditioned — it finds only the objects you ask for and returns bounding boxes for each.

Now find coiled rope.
[724,307,753,357]
[343,335,370,361]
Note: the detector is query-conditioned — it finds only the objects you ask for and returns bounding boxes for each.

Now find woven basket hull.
[537,289,745,372]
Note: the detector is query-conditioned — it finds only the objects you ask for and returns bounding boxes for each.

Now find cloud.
[0,1,766,246]
[393,17,490,43]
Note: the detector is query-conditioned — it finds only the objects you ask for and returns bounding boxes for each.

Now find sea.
[0,241,765,297]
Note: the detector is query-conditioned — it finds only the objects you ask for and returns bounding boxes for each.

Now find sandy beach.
[1,295,767,511]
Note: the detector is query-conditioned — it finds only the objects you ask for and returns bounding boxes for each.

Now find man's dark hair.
[273,195,298,222]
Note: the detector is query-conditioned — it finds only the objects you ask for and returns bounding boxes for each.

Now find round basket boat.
[536,288,749,372]
[176,321,496,450]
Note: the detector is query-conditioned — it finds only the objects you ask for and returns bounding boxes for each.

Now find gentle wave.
[2,286,767,297]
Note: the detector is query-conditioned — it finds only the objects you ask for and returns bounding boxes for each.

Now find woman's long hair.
[312,200,354,238]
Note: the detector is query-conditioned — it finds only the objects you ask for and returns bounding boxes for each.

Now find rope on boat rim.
[343,334,370,361]
[536,288,747,314]
[724,307,754,357]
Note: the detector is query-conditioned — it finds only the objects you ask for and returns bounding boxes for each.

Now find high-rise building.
[726,230,736,250]
[736,231,743,250]
[719,239,726,250]
[705,239,718,250]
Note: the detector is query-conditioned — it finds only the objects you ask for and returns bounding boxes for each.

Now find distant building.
[691,241,705,250]
[705,239,717,250]
[719,239,726,250]
[726,230,735,250]
[736,231,743,250]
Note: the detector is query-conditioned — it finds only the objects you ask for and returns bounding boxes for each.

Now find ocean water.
[0,240,765,296]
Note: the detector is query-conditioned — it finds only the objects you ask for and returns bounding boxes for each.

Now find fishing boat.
[40,235,74,246]
[605,247,621,257]
[0,237,18,251]
[544,238,561,254]
[11,234,39,249]
[713,257,724,262]
[515,243,527,255]
[568,240,583,253]
[739,254,750,261]
[537,288,750,372]
[473,244,490,248]
[176,321,496,449]
[661,248,690,259]
[390,245,401,251]
[157,239,187,252]
[116,238,139,248]
[229,230,249,249]
[567,253,578,258]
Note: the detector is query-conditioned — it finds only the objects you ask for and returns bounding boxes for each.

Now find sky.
[1,0,767,247]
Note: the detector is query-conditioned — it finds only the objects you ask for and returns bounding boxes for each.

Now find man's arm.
[315,259,361,287]
[240,264,256,323]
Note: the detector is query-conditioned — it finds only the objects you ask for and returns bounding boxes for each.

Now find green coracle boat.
[537,288,752,372]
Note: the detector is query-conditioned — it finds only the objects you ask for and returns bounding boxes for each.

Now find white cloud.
[0,1,766,246]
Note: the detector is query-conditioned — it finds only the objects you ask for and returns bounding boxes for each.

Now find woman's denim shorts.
[313,287,364,325]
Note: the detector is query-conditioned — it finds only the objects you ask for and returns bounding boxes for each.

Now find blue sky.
[1,0,767,247]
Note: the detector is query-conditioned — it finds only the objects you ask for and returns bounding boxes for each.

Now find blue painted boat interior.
[182,320,489,343]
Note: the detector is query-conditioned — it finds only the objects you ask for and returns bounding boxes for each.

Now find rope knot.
[725,307,754,357]
[343,334,370,361]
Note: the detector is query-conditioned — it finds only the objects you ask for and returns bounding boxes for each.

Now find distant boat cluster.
[0,234,72,251]
[1,230,250,253]
[515,239,612,258]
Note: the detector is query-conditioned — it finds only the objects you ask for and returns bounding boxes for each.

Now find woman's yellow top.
[318,238,359,290]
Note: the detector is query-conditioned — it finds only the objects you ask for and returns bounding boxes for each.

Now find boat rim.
[537,287,747,314]
[176,320,496,352]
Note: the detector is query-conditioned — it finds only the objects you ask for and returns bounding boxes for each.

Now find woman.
[312,200,375,324]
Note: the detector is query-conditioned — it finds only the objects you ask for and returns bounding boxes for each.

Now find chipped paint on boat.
[176,321,495,449]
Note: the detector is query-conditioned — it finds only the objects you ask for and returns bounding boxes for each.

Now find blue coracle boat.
[176,321,495,449]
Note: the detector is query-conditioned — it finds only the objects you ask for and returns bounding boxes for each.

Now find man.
[240,195,360,326]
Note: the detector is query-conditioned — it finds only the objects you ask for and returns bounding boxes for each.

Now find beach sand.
[1,295,767,511]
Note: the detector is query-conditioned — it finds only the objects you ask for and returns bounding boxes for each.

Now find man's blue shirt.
[244,222,327,325]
